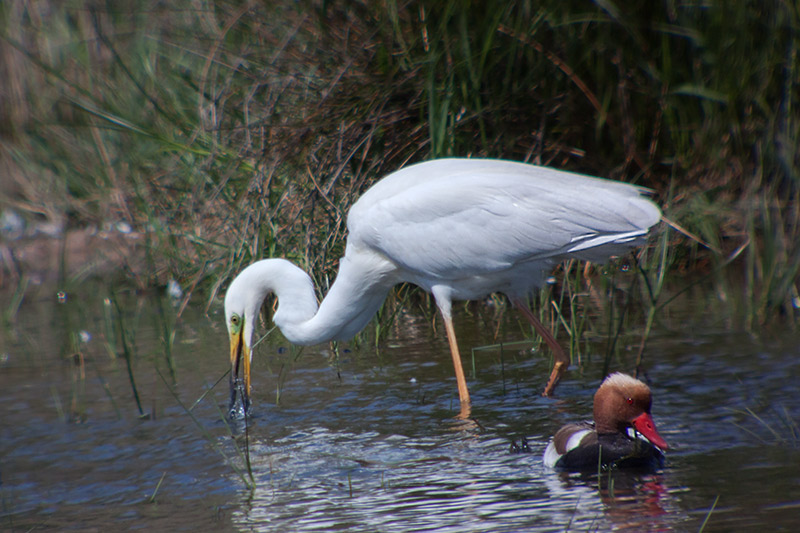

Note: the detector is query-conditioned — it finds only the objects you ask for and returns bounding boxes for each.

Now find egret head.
[222,259,316,418]
[224,270,258,417]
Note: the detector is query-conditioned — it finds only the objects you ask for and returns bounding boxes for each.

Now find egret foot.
[542,360,568,397]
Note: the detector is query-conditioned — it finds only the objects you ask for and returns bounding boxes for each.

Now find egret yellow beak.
[228,326,251,415]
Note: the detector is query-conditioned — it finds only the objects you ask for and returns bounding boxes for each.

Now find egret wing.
[348,164,658,280]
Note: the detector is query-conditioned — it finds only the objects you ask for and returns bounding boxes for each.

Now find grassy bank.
[1,0,798,329]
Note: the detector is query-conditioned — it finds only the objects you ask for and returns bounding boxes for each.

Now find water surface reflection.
[1,288,799,531]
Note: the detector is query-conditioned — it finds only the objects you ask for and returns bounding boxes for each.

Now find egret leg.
[512,299,569,397]
[432,290,472,414]
[442,313,472,407]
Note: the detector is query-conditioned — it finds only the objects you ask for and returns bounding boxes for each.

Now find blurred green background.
[1,0,798,326]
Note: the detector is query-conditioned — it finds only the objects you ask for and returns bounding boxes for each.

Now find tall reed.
[1,0,797,334]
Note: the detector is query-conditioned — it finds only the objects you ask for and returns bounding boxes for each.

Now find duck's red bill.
[632,412,669,450]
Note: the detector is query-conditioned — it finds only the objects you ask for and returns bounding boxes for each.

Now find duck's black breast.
[556,432,665,472]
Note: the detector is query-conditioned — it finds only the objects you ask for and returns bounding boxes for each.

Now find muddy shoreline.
[1,227,145,289]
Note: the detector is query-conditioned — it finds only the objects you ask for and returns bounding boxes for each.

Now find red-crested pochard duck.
[544,372,669,471]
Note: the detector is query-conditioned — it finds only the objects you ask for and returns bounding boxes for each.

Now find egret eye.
[230,314,242,333]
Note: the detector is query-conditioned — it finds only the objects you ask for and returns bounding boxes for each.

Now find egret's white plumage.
[225,158,661,415]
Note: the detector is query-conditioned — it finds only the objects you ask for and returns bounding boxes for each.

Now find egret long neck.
[277,250,396,345]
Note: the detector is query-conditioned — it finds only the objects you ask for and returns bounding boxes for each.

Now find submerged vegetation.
[1,0,798,335]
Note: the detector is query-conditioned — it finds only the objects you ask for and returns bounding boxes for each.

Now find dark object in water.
[544,373,668,472]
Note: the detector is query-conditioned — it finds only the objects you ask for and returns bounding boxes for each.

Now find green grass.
[698,495,721,532]
[1,0,798,342]
[731,405,800,447]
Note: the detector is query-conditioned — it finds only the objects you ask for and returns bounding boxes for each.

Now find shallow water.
[2,285,799,531]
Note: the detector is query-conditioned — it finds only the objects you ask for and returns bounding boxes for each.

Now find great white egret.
[225,158,661,416]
